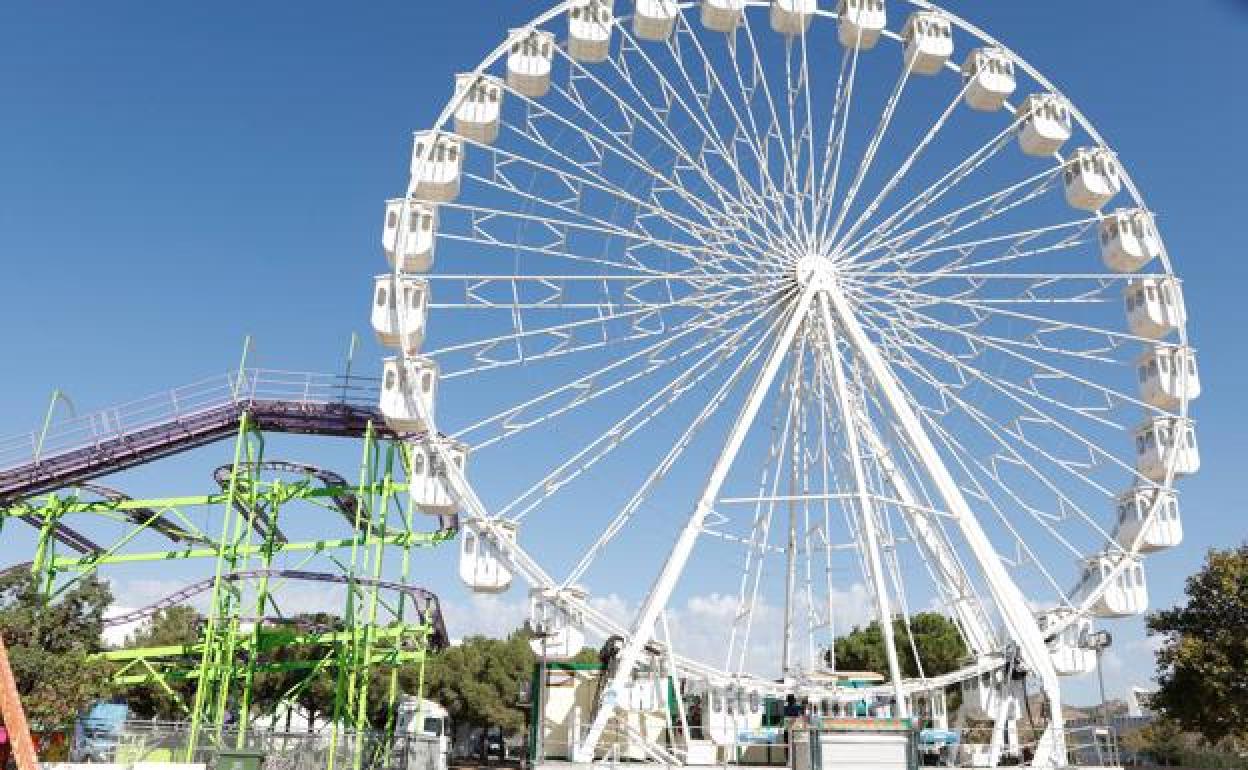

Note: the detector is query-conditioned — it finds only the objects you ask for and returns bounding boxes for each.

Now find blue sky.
[2,1,1247,708]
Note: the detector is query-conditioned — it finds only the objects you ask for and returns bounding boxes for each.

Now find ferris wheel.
[370,1,1197,765]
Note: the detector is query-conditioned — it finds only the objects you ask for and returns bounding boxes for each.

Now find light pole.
[1082,630,1113,729]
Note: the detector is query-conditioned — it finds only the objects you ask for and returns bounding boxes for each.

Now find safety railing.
[0,369,381,473]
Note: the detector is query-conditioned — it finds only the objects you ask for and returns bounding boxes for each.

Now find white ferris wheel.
[369,1,1198,766]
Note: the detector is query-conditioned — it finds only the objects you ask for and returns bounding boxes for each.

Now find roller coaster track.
[0,370,398,505]
[101,568,449,649]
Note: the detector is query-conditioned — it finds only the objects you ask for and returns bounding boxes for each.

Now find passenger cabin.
[1077,553,1148,618]
[453,74,504,145]
[409,438,469,515]
[529,586,588,659]
[770,0,816,36]
[1100,208,1161,273]
[1115,487,1182,553]
[408,132,463,203]
[635,0,677,41]
[380,356,439,434]
[1137,345,1200,410]
[902,12,954,75]
[1018,94,1072,157]
[836,0,886,50]
[1037,611,1096,676]
[961,48,1016,112]
[569,0,614,63]
[1063,147,1121,211]
[459,519,517,593]
[507,28,556,98]
[960,668,1006,719]
[701,0,744,32]
[1134,417,1199,482]
[371,274,429,354]
[1124,277,1185,339]
[382,199,438,273]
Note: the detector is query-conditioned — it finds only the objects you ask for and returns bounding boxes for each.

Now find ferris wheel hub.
[794,253,837,289]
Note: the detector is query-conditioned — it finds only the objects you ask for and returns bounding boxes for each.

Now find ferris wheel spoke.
[555,22,798,258]
[461,164,773,277]
[468,129,769,271]
[812,43,863,249]
[824,56,918,247]
[429,277,780,378]
[664,15,802,255]
[846,330,1085,605]
[437,200,754,276]
[831,78,974,255]
[655,15,804,251]
[504,84,780,268]
[846,164,1066,270]
[853,308,1128,546]
[737,9,807,247]
[425,272,762,311]
[842,117,1023,259]
[851,216,1100,277]
[500,290,792,521]
[491,102,780,273]
[457,288,780,450]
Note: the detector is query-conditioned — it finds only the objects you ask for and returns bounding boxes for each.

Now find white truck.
[396,696,452,770]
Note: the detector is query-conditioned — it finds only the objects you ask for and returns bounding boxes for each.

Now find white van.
[396,696,451,770]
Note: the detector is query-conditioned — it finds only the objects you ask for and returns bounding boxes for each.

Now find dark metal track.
[0,400,400,505]
[102,568,449,650]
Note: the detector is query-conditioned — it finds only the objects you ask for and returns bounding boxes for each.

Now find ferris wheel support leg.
[818,280,1067,767]
[818,295,908,717]
[573,281,821,764]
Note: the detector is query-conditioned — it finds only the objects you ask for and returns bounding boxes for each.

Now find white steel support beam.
[820,280,1067,767]
[573,281,820,763]
[853,416,998,657]
[816,294,908,717]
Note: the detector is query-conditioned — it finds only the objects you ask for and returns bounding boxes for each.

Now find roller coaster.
[0,368,453,770]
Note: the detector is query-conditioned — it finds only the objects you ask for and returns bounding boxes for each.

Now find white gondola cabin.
[382,199,437,273]
[1137,345,1200,410]
[459,520,517,593]
[960,668,1005,718]
[1115,487,1182,553]
[701,0,744,32]
[1100,208,1161,273]
[408,438,468,515]
[961,48,1015,112]
[380,356,438,434]
[770,0,816,36]
[529,586,587,659]
[635,0,678,41]
[371,274,429,354]
[902,12,954,75]
[408,132,463,203]
[569,0,614,63]
[1135,417,1199,482]
[1018,94,1072,157]
[1125,277,1185,339]
[1063,147,1122,211]
[507,29,556,98]
[453,74,504,145]
[1037,611,1096,676]
[1077,554,1149,618]
[836,0,886,50]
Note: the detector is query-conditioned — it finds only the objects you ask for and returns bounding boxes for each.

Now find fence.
[68,722,440,770]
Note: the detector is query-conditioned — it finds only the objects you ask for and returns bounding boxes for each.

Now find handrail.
[0,369,381,473]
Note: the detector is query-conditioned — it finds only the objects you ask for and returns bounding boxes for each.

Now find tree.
[833,612,968,678]
[121,605,203,720]
[0,572,113,727]
[1146,543,1248,747]
[416,627,537,736]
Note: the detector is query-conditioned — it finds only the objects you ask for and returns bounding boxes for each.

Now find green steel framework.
[1,412,453,770]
